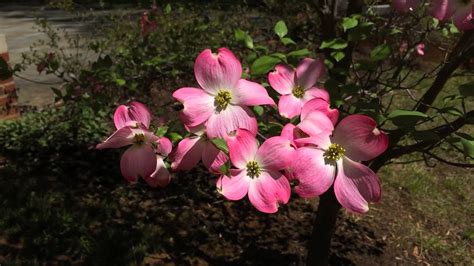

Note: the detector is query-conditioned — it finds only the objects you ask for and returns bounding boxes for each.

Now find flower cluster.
[98,48,389,214]
[392,0,473,31]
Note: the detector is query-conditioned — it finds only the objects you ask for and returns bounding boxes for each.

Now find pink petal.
[332,114,388,162]
[278,94,304,119]
[334,157,381,214]
[206,105,257,138]
[232,79,275,106]
[194,48,242,94]
[120,145,157,183]
[156,137,172,156]
[301,97,339,125]
[268,64,295,95]
[281,123,296,142]
[169,136,206,171]
[172,87,214,128]
[129,101,152,129]
[304,87,329,102]
[248,170,291,213]
[113,105,131,130]
[202,141,228,174]
[292,147,336,198]
[145,156,171,187]
[392,0,418,12]
[256,136,294,170]
[297,110,334,137]
[225,128,258,169]
[295,57,325,90]
[453,5,473,31]
[96,127,134,149]
[416,43,425,56]
[139,129,160,144]
[430,0,458,20]
[217,169,251,200]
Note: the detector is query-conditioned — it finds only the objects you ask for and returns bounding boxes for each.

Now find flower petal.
[256,136,294,170]
[217,169,250,200]
[146,156,171,187]
[96,127,134,149]
[156,137,172,156]
[292,147,336,198]
[332,114,388,161]
[281,123,296,142]
[304,87,329,102]
[232,79,275,106]
[225,128,258,169]
[170,136,206,171]
[268,64,295,95]
[129,101,152,129]
[202,141,228,174]
[392,0,418,12]
[206,105,257,138]
[295,57,325,90]
[334,157,381,214]
[248,170,290,213]
[113,105,131,130]
[278,94,304,119]
[173,87,214,128]
[120,145,157,183]
[453,4,473,31]
[297,110,334,137]
[430,0,458,20]
[301,97,339,125]
[194,48,242,94]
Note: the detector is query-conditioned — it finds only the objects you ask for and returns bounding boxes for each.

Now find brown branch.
[425,151,474,168]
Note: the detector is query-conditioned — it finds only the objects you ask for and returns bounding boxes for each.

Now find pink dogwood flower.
[268,57,328,119]
[113,101,152,130]
[146,137,173,188]
[217,128,294,213]
[292,111,389,213]
[392,0,419,12]
[173,48,275,138]
[431,0,473,30]
[416,43,425,56]
[170,126,227,173]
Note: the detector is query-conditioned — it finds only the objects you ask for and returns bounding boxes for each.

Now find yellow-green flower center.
[292,85,305,99]
[214,90,232,111]
[133,133,146,146]
[246,160,261,178]
[323,143,345,162]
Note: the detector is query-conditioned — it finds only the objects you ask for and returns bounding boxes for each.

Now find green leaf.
[341,17,358,32]
[271,53,287,61]
[439,107,463,117]
[155,126,169,137]
[234,29,254,49]
[331,51,345,62]
[458,81,474,97]
[456,133,474,158]
[287,48,310,58]
[115,78,126,86]
[253,106,264,116]
[320,39,348,50]
[168,132,183,143]
[387,109,429,127]
[370,44,391,61]
[281,37,296,46]
[164,3,172,14]
[211,138,229,154]
[219,162,230,176]
[274,20,288,38]
[251,56,281,75]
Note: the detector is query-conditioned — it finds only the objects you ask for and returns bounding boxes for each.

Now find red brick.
[1,82,15,93]
[0,95,8,106]
[0,52,9,62]
[0,77,13,83]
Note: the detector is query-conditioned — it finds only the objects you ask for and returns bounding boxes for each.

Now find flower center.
[214,90,232,111]
[292,85,305,99]
[246,160,261,178]
[133,133,146,146]
[323,143,345,162]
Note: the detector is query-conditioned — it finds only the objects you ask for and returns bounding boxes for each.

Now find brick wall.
[0,34,19,119]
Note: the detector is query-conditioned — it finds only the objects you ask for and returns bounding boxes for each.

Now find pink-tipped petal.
[129,101,152,129]
[332,114,388,162]
[256,136,294,170]
[281,123,296,142]
[232,79,275,106]
[113,105,131,130]
[430,0,458,20]
[305,87,330,102]
[156,137,172,156]
[334,157,381,214]
[173,87,214,128]
[202,141,228,174]
[217,169,251,200]
[292,147,336,198]
[297,110,334,137]
[194,48,242,94]
[96,127,134,149]
[453,5,474,31]
[278,94,304,119]
[301,97,339,125]
[416,43,425,56]
[268,64,295,95]
[120,145,157,183]
[146,156,171,187]
[295,58,325,90]
[225,128,258,169]
[170,136,206,171]
[206,105,257,139]
[248,170,291,213]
